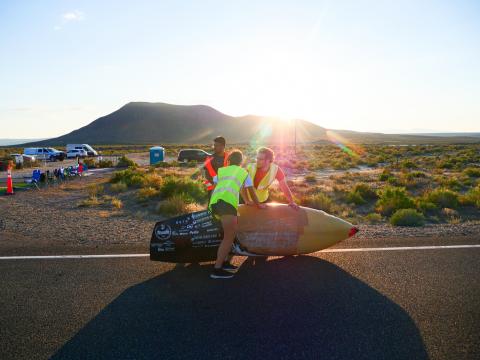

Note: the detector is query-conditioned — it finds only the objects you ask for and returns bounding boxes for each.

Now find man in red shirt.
[243,147,299,209]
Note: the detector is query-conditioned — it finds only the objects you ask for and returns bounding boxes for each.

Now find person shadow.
[52,256,428,360]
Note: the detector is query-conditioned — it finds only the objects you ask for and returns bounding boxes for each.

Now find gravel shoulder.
[1,168,479,256]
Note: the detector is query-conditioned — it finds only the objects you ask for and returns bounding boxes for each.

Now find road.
[1,238,479,360]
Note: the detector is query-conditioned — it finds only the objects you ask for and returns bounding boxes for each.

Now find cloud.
[62,10,85,22]
[54,10,85,30]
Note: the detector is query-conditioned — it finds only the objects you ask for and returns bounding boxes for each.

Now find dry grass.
[137,187,160,201]
[110,182,128,193]
[156,195,200,217]
[87,183,104,197]
[111,197,123,209]
[78,196,102,207]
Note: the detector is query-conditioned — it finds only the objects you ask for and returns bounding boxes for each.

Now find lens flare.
[326,130,364,157]
[249,122,273,149]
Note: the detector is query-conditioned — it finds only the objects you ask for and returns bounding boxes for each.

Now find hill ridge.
[14,102,480,146]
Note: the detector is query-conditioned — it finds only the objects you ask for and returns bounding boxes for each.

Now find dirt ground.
[0,170,155,255]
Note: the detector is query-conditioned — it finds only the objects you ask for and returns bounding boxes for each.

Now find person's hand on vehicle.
[288,202,300,210]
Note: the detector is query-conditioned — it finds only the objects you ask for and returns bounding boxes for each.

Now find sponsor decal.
[191,211,210,219]
[192,233,221,240]
[175,219,190,225]
[155,224,172,240]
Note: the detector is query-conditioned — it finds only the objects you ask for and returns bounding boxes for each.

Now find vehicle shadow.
[52,256,428,359]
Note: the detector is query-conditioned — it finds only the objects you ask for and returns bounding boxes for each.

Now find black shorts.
[210,200,237,217]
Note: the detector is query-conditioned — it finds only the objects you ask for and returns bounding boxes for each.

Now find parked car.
[8,154,37,168]
[66,149,88,159]
[24,147,65,161]
[66,144,98,156]
[177,149,211,162]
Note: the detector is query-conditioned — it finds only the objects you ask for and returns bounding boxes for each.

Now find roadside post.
[6,161,14,195]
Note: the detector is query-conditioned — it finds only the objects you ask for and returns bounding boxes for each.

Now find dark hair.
[228,150,243,166]
[257,147,274,162]
[213,136,226,146]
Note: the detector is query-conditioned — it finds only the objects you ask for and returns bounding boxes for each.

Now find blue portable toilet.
[150,146,165,165]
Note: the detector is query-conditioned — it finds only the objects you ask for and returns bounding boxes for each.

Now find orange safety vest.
[204,153,228,191]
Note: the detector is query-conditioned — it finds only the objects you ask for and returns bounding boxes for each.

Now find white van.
[66,144,98,156]
[24,147,65,161]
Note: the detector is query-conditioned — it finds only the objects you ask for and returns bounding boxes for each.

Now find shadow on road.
[52,256,428,359]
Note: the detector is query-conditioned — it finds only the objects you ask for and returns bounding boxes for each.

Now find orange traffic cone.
[6,164,14,195]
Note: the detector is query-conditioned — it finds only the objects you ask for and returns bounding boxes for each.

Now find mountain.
[16,102,480,146]
[20,102,328,146]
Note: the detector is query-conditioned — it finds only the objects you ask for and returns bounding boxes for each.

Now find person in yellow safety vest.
[209,150,265,279]
[203,136,229,200]
[242,147,299,210]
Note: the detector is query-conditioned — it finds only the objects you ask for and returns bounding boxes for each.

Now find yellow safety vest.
[209,165,248,211]
[246,162,279,202]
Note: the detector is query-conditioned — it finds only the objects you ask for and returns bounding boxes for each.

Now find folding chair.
[23,169,41,189]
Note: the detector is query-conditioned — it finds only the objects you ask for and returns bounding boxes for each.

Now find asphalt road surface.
[1,238,479,360]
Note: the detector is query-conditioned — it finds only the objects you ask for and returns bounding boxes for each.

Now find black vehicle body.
[150,210,223,263]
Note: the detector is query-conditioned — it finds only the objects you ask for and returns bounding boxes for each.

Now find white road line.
[320,244,480,253]
[0,254,150,260]
[0,244,480,260]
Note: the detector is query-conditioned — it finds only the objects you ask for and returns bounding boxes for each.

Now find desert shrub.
[142,173,163,189]
[443,178,462,191]
[156,194,197,217]
[387,176,400,186]
[346,191,366,205]
[353,183,377,200]
[97,159,114,168]
[305,174,317,183]
[425,188,459,209]
[111,197,123,209]
[405,171,427,180]
[160,176,206,203]
[365,213,382,224]
[300,192,333,212]
[333,161,349,170]
[416,199,438,214]
[463,167,480,177]
[155,161,178,168]
[441,208,460,224]
[461,177,475,187]
[437,159,454,169]
[137,187,160,202]
[78,196,102,207]
[401,160,417,169]
[110,168,145,187]
[110,182,128,193]
[390,209,425,227]
[375,186,415,216]
[379,173,390,181]
[87,183,104,197]
[460,185,480,208]
[117,155,137,168]
[83,158,96,168]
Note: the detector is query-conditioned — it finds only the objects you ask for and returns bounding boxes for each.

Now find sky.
[1,0,479,138]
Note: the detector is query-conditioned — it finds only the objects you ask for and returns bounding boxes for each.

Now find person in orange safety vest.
[203,136,229,200]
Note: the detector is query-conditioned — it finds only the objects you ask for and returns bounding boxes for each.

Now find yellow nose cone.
[237,203,357,256]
